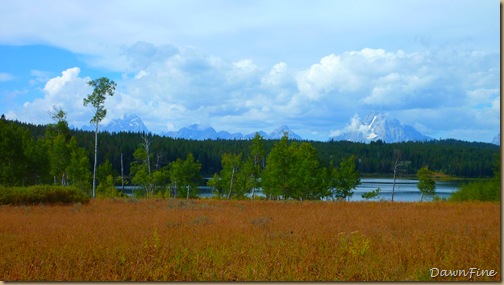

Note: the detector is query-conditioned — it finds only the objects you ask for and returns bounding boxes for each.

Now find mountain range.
[82,112,497,144]
[79,114,150,134]
[81,115,302,140]
[330,111,432,143]
[161,124,302,140]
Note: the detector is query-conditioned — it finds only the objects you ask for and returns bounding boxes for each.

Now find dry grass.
[0,199,500,281]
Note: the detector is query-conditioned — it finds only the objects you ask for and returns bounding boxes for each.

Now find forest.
[1,115,499,191]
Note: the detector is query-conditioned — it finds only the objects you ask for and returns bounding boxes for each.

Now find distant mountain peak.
[101,114,150,133]
[492,133,500,145]
[331,112,431,143]
[162,124,302,141]
[268,125,302,140]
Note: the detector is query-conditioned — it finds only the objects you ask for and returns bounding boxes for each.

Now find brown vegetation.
[0,199,500,281]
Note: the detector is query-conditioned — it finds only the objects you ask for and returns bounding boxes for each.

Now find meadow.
[0,198,500,281]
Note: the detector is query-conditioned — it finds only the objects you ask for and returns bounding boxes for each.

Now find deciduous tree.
[83,77,116,197]
[329,155,361,201]
[417,166,436,201]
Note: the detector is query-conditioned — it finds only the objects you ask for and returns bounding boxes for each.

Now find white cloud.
[0,72,14,82]
[15,67,92,126]
[330,114,369,137]
[5,41,500,142]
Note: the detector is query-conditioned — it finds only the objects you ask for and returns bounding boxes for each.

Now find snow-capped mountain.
[266,125,302,140]
[331,112,432,143]
[162,124,243,140]
[76,114,150,133]
[162,124,302,140]
[243,131,268,140]
[492,133,500,145]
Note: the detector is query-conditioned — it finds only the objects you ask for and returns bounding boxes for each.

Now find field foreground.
[0,199,500,281]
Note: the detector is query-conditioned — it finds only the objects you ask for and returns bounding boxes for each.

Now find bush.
[450,179,500,202]
[0,185,90,205]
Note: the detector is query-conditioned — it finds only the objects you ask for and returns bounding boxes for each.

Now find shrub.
[0,185,90,205]
[450,179,500,202]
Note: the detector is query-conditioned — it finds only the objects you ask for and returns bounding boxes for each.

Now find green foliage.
[210,153,244,199]
[450,153,500,202]
[97,175,120,198]
[449,179,500,202]
[329,155,361,201]
[169,153,202,198]
[0,119,37,186]
[66,137,92,194]
[362,188,381,200]
[262,133,292,199]
[417,166,436,201]
[0,185,90,205]
[339,231,371,260]
[262,134,332,200]
[83,77,116,198]
[83,78,116,125]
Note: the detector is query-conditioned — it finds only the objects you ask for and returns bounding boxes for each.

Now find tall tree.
[66,137,91,194]
[417,166,436,201]
[290,142,329,200]
[83,77,116,197]
[329,155,361,201]
[46,108,71,186]
[130,147,152,197]
[169,153,202,198]
[245,133,265,200]
[208,153,243,199]
[262,132,292,200]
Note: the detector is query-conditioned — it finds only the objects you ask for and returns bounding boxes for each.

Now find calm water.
[118,178,465,202]
[349,178,464,202]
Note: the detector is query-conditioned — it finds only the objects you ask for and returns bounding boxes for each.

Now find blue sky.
[0,0,500,142]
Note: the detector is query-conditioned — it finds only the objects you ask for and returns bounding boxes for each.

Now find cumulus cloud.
[16,67,92,126]
[329,114,369,137]
[7,42,500,142]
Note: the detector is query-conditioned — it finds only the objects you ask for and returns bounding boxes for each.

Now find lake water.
[197,178,465,202]
[348,178,463,202]
[118,178,465,202]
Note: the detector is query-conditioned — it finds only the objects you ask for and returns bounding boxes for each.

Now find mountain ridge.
[330,112,432,143]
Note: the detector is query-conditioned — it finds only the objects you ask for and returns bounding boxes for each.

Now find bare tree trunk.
[141,134,151,175]
[392,161,399,202]
[228,165,235,200]
[121,150,125,194]
[92,121,99,198]
[141,134,152,198]
[391,150,403,202]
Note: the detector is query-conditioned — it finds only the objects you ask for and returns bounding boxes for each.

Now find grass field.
[0,199,500,281]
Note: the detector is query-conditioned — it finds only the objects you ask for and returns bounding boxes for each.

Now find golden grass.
[0,199,500,281]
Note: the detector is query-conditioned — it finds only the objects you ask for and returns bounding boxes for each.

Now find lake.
[118,178,465,202]
[348,177,464,202]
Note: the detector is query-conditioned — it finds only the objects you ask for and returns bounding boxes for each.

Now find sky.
[0,0,500,142]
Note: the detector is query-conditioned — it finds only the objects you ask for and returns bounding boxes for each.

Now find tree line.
[1,112,500,200]
[5,118,498,181]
